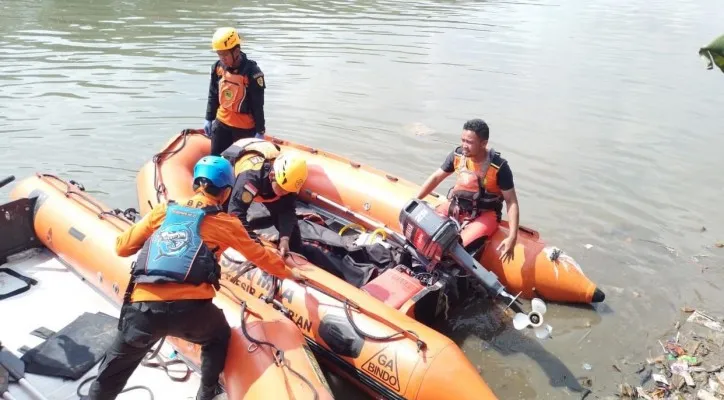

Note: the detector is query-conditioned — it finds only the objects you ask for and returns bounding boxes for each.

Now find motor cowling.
[399,199,510,301]
[399,199,459,270]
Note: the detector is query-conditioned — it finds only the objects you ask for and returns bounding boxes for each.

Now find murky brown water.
[2,0,724,398]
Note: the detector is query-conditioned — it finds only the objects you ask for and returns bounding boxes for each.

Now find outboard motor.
[398,199,509,298]
[399,199,553,339]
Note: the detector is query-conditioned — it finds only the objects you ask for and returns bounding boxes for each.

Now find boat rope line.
[76,336,190,399]
[218,282,320,400]
[37,173,136,230]
[222,252,428,352]
[151,129,206,203]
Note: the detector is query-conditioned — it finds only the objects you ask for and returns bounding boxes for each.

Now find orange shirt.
[116,192,290,302]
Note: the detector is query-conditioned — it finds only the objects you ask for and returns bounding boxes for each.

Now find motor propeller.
[512,298,553,339]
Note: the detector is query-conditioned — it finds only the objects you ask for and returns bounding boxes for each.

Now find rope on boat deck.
[218,282,320,400]
[75,336,193,399]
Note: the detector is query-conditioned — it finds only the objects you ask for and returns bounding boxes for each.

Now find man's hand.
[496,235,517,263]
[278,236,290,258]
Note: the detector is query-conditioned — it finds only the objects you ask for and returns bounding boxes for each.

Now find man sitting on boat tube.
[84,156,303,400]
[204,27,267,156]
[416,118,520,262]
[222,138,309,257]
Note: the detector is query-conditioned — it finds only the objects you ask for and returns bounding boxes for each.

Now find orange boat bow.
[10,174,334,400]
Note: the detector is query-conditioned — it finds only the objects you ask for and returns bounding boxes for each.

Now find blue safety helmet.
[193,156,235,188]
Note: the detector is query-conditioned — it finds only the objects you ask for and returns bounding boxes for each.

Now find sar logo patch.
[155,223,193,259]
[256,76,264,87]
[241,191,254,204]
[222,89,233,100]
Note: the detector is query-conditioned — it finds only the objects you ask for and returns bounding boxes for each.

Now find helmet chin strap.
[230,48,242,69]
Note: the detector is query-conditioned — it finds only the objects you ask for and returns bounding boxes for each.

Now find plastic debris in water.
[584,244,593,250]
[652,373,669,386]
[583,363,592,370]
[687,311,724,333]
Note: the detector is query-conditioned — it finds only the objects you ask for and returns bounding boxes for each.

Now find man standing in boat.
[416,118,520,262]
[222,138,308,257]
[204,27,267,156]
[85,156,302,400]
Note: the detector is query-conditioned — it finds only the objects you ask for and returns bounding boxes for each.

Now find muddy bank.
[578,309,724,400]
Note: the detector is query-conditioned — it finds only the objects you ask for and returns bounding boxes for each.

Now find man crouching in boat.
[84,156,303,400]
[416,118,520,262]
[223,138,308,257]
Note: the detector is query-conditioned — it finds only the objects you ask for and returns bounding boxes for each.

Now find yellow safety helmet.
[273,153,308,193]
[212,27,241,51]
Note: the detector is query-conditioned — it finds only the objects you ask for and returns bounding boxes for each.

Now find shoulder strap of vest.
[475,148,493,178]
[489,148,502,169]
[240,140,281,162]
[201,205,223,215]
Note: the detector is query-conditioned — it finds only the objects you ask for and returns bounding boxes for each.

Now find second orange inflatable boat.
[10,173,334,400]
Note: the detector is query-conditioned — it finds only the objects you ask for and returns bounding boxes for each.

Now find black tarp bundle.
[246,202,404,288]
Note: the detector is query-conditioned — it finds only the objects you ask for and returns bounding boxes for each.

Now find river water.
[2,0,724,398]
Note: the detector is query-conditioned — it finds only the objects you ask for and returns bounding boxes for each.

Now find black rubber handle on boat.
[0,175,15,189]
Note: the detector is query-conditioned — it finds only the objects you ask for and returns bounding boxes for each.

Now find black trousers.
[210,120,255,156]
[87,299,230,399]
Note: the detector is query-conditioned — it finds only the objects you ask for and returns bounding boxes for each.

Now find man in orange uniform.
[205,27,267,156]
[416,118,520,262]
[85,156,301,400]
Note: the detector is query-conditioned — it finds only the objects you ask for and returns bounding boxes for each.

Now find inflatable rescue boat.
[9,173,334,400]
[134,129,603,399]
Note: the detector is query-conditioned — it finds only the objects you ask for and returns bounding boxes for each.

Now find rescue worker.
[222,138,308,257]
[204,27,267,156]
[85,156,302,400]
[416,118,520,262]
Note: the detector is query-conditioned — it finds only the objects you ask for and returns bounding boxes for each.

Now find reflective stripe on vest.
[132,203,220,286]
[216,66,255,129]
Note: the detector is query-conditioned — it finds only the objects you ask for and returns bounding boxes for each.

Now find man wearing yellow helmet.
[222,138,309,256]
[205,27,267,156]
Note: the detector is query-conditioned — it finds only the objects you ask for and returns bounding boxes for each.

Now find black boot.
[196,383,222,400]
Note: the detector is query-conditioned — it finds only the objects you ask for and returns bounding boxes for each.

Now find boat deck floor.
[0,249,206,400]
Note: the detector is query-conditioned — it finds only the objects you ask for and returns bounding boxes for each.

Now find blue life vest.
[132,202,221,287]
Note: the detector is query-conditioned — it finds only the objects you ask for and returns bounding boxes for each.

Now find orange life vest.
[216,65,255,129]
[447,147,504,219]
[221,138,281,203]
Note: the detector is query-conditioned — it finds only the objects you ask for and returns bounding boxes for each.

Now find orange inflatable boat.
[138,132,501,399]
[132,129,603,399]
[9,173,334,400]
